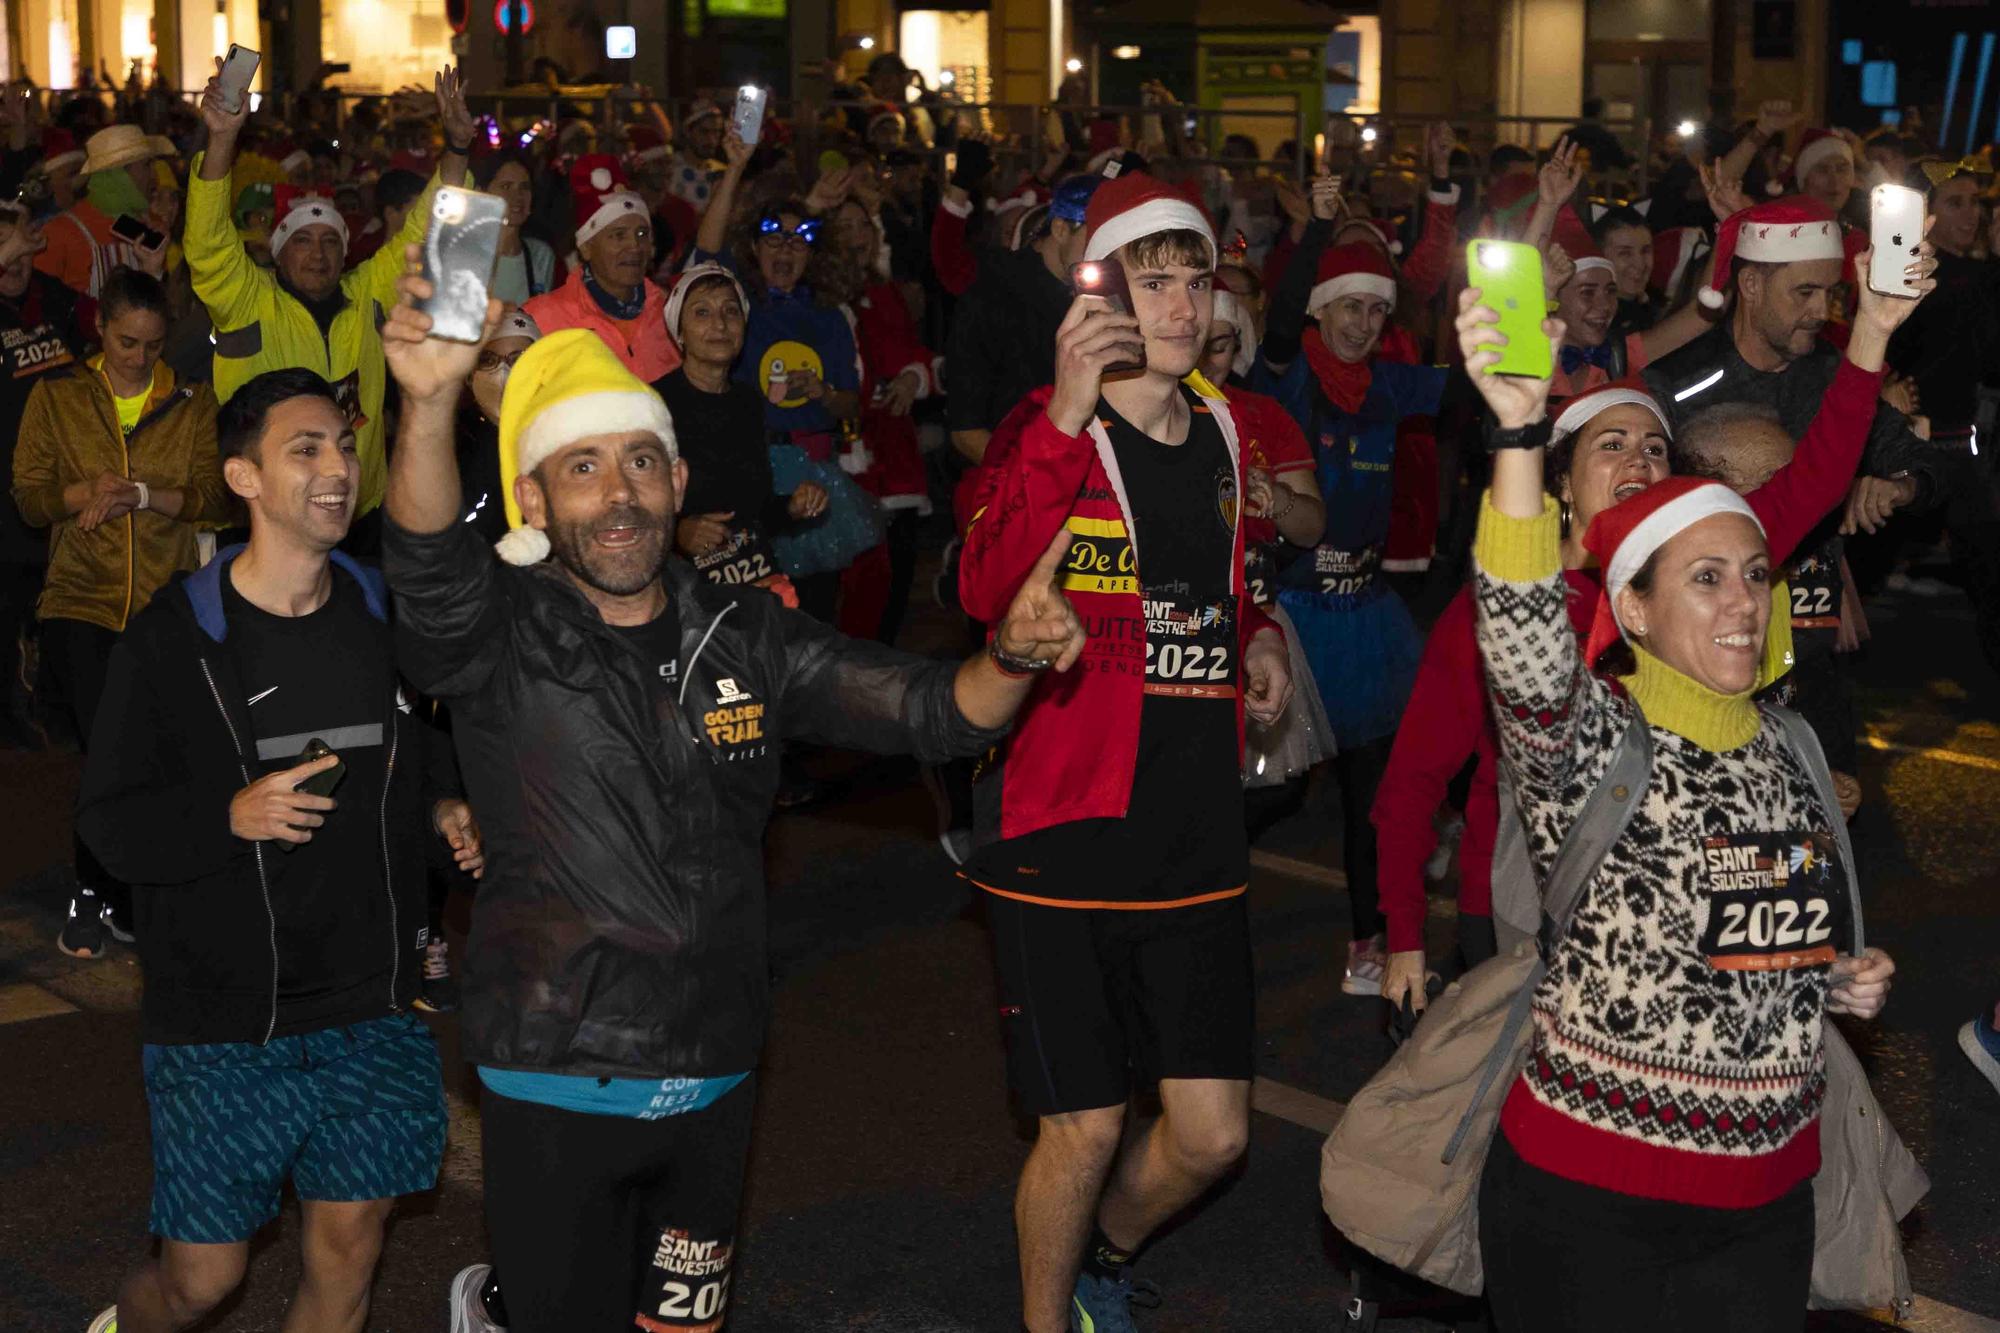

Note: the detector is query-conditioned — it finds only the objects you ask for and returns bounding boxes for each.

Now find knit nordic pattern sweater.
[1475,495,1843,1209]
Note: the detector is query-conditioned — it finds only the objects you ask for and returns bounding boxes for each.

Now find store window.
[900,9,990,105]
[324,0,452,92]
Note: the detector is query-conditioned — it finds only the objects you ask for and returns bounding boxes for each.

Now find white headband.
[1552,387,1669,443]
[1605,486,1764,632]
[664,262,750,340]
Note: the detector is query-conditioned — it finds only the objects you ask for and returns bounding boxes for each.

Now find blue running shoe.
[1959,1007,2000,1099]
[1070,1269,1159,1333]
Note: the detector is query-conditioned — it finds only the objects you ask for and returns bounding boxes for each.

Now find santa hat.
[388,150,435,178]
[1550,379,1670,445]
[276,141,313,177]
[1336,216,1403,259]
[269,186,350,256]
[39,128,83,173]
[495,329,677,567]
[570,154,650,248]
[1580,476,1765,668]
[684,100,724,128]
[1552,209,1613,279]
[664,261,749,341]
[1650,226,1708,299]
[1307,242,1397,317]
[1789,128,1853,191]
[626,125,672,166]
[1211,289,1258,381]
[867,103,904,137]
[1082,172,1216,266]
[1698,198,1845,309]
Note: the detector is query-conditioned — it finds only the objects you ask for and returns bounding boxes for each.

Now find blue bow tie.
[1561,343,1614,375]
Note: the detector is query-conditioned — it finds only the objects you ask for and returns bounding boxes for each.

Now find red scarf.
[1303,331,1374,414]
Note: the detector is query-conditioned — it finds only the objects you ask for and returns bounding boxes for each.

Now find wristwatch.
[1485,418,1553,453]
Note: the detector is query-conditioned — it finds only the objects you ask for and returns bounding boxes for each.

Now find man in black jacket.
[77,368,482,1333]
[378,261,1084,1333]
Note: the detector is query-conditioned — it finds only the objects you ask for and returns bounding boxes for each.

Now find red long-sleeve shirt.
[1370,358,1884,953]
[930,195,978,297]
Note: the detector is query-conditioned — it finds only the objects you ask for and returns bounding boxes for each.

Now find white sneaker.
[1342,936,1388,996]
[86,1308,117,1333]
[450,1264,505,1333]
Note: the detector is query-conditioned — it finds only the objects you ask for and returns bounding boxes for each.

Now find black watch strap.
[1486,418,1554,453]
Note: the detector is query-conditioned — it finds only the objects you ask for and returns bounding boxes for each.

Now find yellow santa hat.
[495,328,677,567]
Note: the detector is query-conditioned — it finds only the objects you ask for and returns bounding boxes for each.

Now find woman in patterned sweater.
[1456,281,1903,1330]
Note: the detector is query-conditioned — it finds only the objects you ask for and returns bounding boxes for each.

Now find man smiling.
[522,154,680,381]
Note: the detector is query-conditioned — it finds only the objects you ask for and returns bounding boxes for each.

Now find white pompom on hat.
[570,152,651,249]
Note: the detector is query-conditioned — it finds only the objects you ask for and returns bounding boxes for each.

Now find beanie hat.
[1082,172,1216,266]
[1308,242,1397,316]
[495,329,677,567]
[1790,128,1853,191]
[1698,198,1845,309]
[1048,174,1101,225]
[1580,476,1764,667]
[1550,379,1670,445]
[570,154,649,248]
[269,186,350,256]
[664,261,749,341]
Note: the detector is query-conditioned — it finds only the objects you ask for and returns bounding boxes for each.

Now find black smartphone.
[279,738,344,854]
[110,213,167,251]
[1069,259,1144,374]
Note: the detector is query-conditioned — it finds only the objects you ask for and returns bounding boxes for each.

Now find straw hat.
[80,125,177,176]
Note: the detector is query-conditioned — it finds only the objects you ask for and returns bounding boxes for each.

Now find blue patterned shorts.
[142,1013,446,1243]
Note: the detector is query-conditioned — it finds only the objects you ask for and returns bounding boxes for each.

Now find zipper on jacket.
[675,602,736,762]
[378,707,401,1012]
[201,657,281,1045]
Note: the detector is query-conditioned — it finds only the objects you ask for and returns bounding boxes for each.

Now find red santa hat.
[570,154,649,248]
[1579,476,1765,666]
[1549,378,1670,445]
[1335,216,1403,259]
[1697,197,1845,310]
[388,150,435,178]
[276,141,313,177]
[1307,242,1397,317]
[663,261,750,342]
[1551,209,1614,279]
[39,128,83,173]
[269,186,350,256]
[867,102,904,137]
[1082,172,1216,266]
[626,125,671,166]
[1789,128,1853,191]
[991,179,1053,217]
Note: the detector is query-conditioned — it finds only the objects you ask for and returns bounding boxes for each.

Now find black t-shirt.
[655,369,787,525]
[611,598,682,701]
[944,244,1073,434]
[975,387,1249,903]
[223,566,396,1036]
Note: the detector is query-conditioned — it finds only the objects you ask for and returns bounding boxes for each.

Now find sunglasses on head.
[758,213,820,246]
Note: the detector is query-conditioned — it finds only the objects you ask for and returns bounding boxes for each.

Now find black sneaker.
[57,891,109,959]
[414,939,459,1013]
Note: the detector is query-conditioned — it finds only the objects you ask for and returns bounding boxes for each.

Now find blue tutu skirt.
[1276,585,1423,751]
[768,444,886,579]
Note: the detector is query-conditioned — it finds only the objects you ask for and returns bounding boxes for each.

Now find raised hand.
[1427,121,1457,179]
[381,243,505,403]
[1309,173,1343,222]
[1538,136,1582,206]
[1046,294,1145,436]
[1455,285,1564,429]
[200,56,250,138]
[1542,242,1576,300]
[1755,99,1803,143]
[1698,157,1754,223]
[435,65,476,149]
[722,128,753,172]
[1853,215,1939,334]
[993,526,1088,672]
[0,216,47,267]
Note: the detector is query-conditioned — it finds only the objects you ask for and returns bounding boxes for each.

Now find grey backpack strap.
[1762,704,1865,956]
[1441,706,1654,1164]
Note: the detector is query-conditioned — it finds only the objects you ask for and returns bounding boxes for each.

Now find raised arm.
[185,61,263,329]
[694,130,752,259]
[1261,178,1341,371]
[1520,138,1580,254]
[1401,122,1462,303]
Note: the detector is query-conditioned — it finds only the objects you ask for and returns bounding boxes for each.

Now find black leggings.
[1332,736,1393,942]
[40,617,124,908]
[483,1078,757,1333]
[1479,1133,1814,1333]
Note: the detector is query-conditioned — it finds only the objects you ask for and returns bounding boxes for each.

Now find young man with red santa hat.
[522,154,681,382]
[959,170,1293,1333]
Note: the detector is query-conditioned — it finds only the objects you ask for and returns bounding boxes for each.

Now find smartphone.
[1868,183,1925,298]
[279,737,345,853]
[1070,259,1145,374]
[216,44,261,115]
[110,213,167,251]
[418,186,507,343]
[731,85,768,148]
[1464,239,1553,379]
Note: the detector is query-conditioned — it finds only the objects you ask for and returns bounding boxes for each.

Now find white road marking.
[1863,731,2000,775]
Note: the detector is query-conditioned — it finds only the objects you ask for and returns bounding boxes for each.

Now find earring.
[1559,499,1573,535]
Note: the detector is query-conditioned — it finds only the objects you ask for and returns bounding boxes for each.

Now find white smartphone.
[217,44,261,115]
[731,85,768,147]
[1868,183,1925,298]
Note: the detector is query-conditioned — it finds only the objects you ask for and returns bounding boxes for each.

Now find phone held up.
[216,43,262,115]
[280,738,346,853]
[110,213,168,252]
[732,85,768,148]
[1069,259,1146,375]
[1464,239,1554,380]
[418,186,508,344]
[1867,183,1925,299]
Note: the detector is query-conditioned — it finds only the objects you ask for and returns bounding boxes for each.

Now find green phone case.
[1464,239,1553,380]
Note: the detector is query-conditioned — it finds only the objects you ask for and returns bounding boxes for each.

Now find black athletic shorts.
[983,891,1255,1117]
[482,1076,755,1333]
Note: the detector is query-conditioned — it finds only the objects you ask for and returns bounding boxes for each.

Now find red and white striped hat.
[1580,475,1764,665]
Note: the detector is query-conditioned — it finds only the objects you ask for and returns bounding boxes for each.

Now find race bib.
[1787,548,1842,631]
[1313,544,1381,598]
[1698,831,1843,972]
[1243,545,1276,607]
[1142,592,1238,699]
[692,525,779,588]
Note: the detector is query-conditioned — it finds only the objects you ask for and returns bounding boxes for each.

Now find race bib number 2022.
[1142,593,1238,699]
[1698,831,1842,972]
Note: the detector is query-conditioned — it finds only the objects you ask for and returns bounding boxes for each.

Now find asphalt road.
[2,575,1998,1333]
